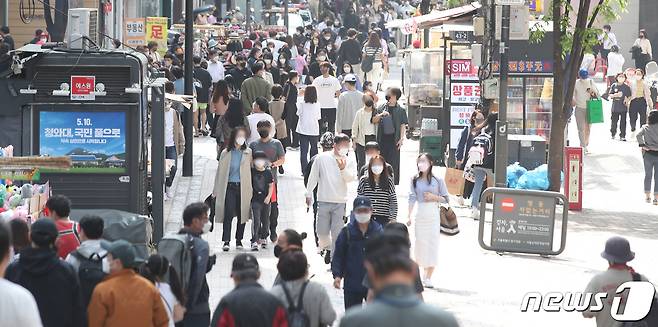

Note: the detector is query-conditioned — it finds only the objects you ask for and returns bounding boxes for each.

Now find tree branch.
[587,0,606,29]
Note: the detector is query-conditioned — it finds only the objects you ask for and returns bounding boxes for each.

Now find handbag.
[587,98,604,123]
[444,168,465,195]
[439,205,459,236]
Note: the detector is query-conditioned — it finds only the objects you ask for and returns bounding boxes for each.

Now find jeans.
[611,111,627,138]
[344,289,368,310]
[470,167,489,210]
[316,202,346,255]
[643,152,658,195]
[629,98,648,132]
[251,201,271,242]
[299,134,319,171]
[381,134,401,185]
[165,146,177,187]
[222,183,246,242]
[320,108,337,134]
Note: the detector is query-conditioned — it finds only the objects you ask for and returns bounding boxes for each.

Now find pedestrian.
[6,219,85,327]
[357,155,398,226]
[271,250,337,327]
[358,141,394,178]
[313,62,342,134]
[407,153,450,289]
[249,119,285,243]
[9,218,29,262]
[249,150,274,251]
[269,84,289,166]
[247,47,263,70]
[163,81,186,200]
[0,26,14,50]
[582,237,650,326]
[263,52,282,85]
[247,97,276,144]
[339,234,460,327]
[455,109,485,206]
[467,113,497,219]
[147,41,161,64]
[43,195,80,259]
[362,31,386,91]
[178,203,216,326]
[607,72,632,141]
[306,34,322,67]
[304,133,336,248]
[64,215,108,307]
[337,29,363,79]
[278,53,293,78]
[338,63,363,91]
[336,74,365,137]
[372,87,408,185]
[332,196,384,309]
[27,29,42,45]
[229,55,253,93]
[284,71,301,149]
[0,221,43,327]
[306,133,357,264]
[605,45,624,86]
[638,110,658,205]
[210,254,289,327]
[193,56,213,136]
[352,95,378,170]
[241,63,274,115]
[258,58,276,86]
[633,29,652,70]
[215,127,253,252]
[218,98,250,156]
[141,254,187,327]
[87,239,169,327]
[573,69,599,153]
[272,229,308,286]
[598,25,617,60]
[207,49,225,83]
[210,80,232,155]
[362,81,379,104]
[629,68,653,135]
[297,85,322,170]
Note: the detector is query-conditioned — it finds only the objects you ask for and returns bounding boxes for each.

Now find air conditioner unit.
[67,8,99,49]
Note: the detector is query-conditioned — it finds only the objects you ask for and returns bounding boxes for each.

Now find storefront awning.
[386,1,482,32]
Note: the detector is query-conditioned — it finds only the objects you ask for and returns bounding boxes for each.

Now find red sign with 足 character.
[70,76,96,101]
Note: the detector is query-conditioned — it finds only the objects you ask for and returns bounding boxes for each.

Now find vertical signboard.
[124,18,146,47]
[564,147,583,211]
[490,193,556,253]
[146,17,168,56]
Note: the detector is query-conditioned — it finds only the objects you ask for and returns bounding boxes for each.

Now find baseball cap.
[364,141,380,151]
[30,219,59,247]
[344,74,357,83]
[101,239,136,268]
[353,196,372,210]
[601,236,635,263]
[231,253,260,274]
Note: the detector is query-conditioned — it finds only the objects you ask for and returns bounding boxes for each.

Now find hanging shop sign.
[450,82,480,103]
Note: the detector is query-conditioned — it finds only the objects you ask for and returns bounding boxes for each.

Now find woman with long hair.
[637,110,658,205]
[215,98,250,159]
[455,109,485,205]
[362,81,379,104]
[141,254,186,327]
[338,62,363,91]
[357,155,398,226]
[629,68,653,134]
[406,153,449,289]
[362,31,386,91]
[214,126,253,251]
[352,94,378,169]
[284,72,301,149]
[247,47,262,69]
[296,85,322,170]
[468,112,498,219]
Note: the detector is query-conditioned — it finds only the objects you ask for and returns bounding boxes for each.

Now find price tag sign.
[71,76,96,101]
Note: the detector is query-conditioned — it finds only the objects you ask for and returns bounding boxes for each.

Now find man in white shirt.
[207,49,225,83]
[305,134,357,265]
[336,74,364,136]
[0,222,43,327]
[261,30,287,59]
[247,97,276,144]
[312,62,342,134]
[598,25,618,60]
[605,45,625,86]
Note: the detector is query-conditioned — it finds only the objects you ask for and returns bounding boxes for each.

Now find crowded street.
[0,0,657,327]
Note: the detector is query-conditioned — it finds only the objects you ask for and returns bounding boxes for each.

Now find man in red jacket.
[44,195,81,259]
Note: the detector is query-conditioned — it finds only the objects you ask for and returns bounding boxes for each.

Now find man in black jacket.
[211,254,289,327]
[6,219,85,327]
[337,29,363,78]
[193,56,213,136]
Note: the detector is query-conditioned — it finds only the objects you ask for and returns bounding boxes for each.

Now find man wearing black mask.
[228,55,253,93]
[372,87,408,185]
[272,229,306,285]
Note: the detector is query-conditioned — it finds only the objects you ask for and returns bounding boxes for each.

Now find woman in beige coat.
[214,126,253,252]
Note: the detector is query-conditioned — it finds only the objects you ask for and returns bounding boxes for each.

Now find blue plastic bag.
[506,162,527,189]
[516,164,550,190]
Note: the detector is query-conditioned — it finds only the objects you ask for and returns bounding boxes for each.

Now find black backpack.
[623,272,658,327]
[73,251,107,307]
[281,281,310,327]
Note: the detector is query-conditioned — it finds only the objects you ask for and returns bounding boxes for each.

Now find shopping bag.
[587,99,604,124]
[440,205,459,236]
[444,168,465,196]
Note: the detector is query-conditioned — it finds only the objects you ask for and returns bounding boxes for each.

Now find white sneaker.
[457,196,465,206]
[472,207,480,220]
[583,146,589,154]
[423,278,434,289]
[165,187,173,199]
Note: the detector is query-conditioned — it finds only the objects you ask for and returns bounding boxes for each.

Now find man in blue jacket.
[332,196,383,309]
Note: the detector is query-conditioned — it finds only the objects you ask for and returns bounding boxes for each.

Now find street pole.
[284,0,289,33]
[183,0,194,177]
[246,0,251,32]
[494,4,510,187]
[150,85,165,243]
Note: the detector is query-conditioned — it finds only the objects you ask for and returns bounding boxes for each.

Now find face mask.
[317,55,326,61]
[254,159,267,169]
[385,94,391,101]
[475,117,485,125]
[324,36,331,40]
[202,220,211,233]
[365,100,374,107]
[274,244,283,258]
[344,67,351,73]
[417,161,430,172]
[617,78,625,84]
[264,59,272,64]
[236,136,246,145]
[339,147,349,157]
[371,165,384,175]
[280,58,287,64]
[355,213,371,223]
[258,129,270,138]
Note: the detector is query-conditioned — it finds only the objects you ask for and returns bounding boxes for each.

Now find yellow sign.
[124,18,146,47]
[146,17,169,56]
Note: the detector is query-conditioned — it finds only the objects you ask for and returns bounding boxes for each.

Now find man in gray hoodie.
[336,74,364,137]
[65,215,108,273]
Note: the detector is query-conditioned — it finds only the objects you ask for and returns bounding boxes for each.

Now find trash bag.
[506,162,527,189]
[516,164,550,190]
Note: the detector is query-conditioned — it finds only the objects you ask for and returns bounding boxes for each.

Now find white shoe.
[165,187,173,199]
[423,278,434,289]
[472,207,480,220]
[583,146,589,154]
[457,196,465,206]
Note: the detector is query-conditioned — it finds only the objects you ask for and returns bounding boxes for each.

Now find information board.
[490,193,556,253]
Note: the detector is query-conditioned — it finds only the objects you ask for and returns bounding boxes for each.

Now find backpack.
[361,46,379,73]
[281,281,311,327]
[157,233,194,291]
[623,272,658,327]
[72,251,107,308]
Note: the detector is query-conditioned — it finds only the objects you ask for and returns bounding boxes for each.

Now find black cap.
[364,141,380,151]
[601,236,635,263]
[353,196,372,210]
[231,253,259,274]
[30,219,58,247]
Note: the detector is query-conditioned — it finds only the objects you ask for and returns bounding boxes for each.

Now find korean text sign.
[124,18,146,47]
[39,111,127,174]
[490,194,556,253]
[71,76,95,101]
[451,82,480,103]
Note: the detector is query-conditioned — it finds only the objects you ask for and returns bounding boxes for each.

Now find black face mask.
[258,129,270,138]
[274,245,283,258]
[385,94,390,101]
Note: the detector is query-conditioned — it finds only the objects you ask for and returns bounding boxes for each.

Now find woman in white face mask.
[407,153,449,289]
[213,127,254,252]
[357,155,398,226]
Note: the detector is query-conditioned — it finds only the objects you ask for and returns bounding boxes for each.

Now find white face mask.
[355,213,371,223]
[202,220,212,233]
[417,161,430,172]
[339,147,349,157]
[317,55,326,61]
[371,164,384,175]
[264,59,272,64]
[344,67,351,73]
[254,159,267,169]
[236,136,246,146]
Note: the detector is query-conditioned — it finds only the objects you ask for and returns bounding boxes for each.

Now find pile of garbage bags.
[507,163,563,191]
